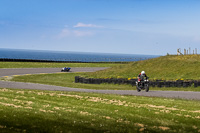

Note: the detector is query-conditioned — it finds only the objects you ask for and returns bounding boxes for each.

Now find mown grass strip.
[0,88,200,133]
[0,62,120,68]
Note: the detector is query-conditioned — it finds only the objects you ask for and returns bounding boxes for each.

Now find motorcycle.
[61,67,71,72]
[136,79,149,92]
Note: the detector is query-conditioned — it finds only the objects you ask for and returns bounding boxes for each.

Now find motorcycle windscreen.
[140,75,145,80]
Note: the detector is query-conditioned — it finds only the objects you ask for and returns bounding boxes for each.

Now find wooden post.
[189,47,191,54]
[177,48,182,55]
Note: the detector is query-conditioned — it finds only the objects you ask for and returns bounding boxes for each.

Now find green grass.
[85,55,200,80]
[9,73,200,91]
[0,62,120,68]
[0,88,200,133]
[9,73,134,90]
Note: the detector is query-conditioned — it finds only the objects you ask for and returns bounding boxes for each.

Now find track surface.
[0,67,108,77]
[0,68,200,100]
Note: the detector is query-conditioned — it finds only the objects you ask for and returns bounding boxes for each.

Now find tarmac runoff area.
[0,68,200,100]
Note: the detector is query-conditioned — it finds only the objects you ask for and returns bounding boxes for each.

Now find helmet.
[141,71,145,75]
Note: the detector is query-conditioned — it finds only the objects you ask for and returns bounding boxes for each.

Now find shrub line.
[75,76,200,88]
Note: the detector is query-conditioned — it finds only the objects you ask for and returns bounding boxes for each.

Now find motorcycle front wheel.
[136,86,141,92]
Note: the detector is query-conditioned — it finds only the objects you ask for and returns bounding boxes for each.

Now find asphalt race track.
[0,67,109,77]
[0,68,200,100]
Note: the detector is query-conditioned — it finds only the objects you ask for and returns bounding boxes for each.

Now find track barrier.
[75,76,200,87]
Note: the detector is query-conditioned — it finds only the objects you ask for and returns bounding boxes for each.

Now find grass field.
[1,88,200,133]
[1,56,200,132]
[0,62,120,68]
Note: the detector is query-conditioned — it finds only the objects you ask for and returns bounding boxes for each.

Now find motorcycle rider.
[137,71,148,84]
[136,71,149,92]
[62,67,70,71]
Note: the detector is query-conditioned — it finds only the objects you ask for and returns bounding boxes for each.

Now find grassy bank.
[85,55,200,80]
[0,62,120,68]
[0,88,200,133]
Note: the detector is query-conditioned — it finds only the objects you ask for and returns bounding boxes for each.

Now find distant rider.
[62,67,68,71]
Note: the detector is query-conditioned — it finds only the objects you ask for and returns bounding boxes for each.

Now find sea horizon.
[0,48,160,62]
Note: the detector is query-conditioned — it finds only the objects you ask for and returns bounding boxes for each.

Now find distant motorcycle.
[61,67,71,72]
[136,78,149,92]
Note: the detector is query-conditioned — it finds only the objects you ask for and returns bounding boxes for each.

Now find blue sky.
[0,0,200,55]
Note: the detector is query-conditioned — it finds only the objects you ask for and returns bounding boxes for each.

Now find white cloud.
[57,23,101,38]
[74,22,103,28]
[57,28,94,38]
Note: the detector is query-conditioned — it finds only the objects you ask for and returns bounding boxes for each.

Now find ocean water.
[0,49,159,62]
